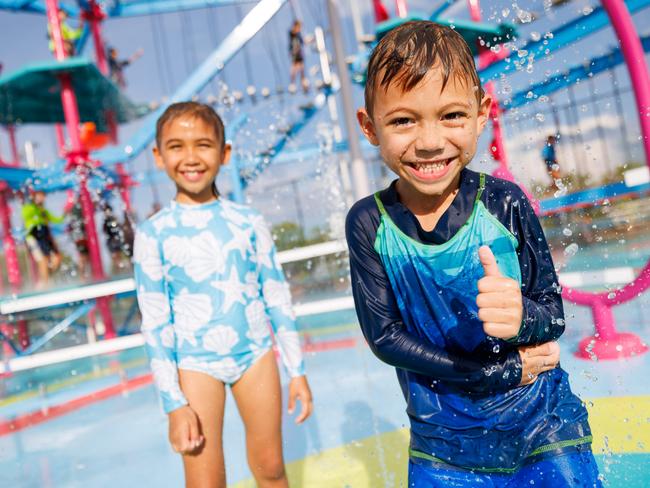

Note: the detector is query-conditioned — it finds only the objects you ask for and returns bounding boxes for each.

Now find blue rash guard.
[345,169,592,472]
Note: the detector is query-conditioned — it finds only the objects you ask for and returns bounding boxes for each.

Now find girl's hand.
[168,405,204,454]
[288,375,313,424]
[518,341,560,386]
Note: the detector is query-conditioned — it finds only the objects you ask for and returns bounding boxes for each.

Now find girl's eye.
[391,117,412,126]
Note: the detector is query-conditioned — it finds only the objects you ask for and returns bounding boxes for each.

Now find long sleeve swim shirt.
[346,169,591,471]
[133,198,305,414]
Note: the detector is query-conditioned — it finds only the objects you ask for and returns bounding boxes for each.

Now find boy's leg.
[506,451,602,488]
[231,350,287,488]
[178,369,227,488]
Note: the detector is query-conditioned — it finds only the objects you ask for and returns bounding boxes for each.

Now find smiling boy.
[346,21,600,486]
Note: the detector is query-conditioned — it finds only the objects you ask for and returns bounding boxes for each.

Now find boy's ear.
[357,108,379,146]
[152,145,165,169]
[476,94,492,134]
[221,143,232,165]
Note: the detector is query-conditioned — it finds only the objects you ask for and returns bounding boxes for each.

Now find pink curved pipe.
[562,0,650,305]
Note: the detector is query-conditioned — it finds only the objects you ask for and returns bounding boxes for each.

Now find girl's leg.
[178,369,227,488]
[231,350,287,488]
[506,451,602,488]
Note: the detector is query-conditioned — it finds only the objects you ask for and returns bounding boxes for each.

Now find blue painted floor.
[1,295,649,487]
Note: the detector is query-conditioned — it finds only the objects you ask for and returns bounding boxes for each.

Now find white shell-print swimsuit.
[133,198,305,413]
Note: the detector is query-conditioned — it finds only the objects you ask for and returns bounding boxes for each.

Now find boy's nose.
[414,126,444,152]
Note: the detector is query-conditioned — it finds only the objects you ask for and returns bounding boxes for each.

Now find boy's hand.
[168,405,204,454]
[518,341,560,385]
[288,375,313,424]
[476,246,523,340]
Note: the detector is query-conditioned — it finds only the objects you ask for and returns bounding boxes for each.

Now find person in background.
[107,46,144,88]
[542,134,561,185]
[288,19,309,94]
[47,8,82,57]
[21,190,63,287]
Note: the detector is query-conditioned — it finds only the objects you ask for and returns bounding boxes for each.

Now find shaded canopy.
[0,57,149,127]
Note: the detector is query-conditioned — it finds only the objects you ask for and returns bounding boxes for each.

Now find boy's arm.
[508,193,565,345]
[252,214,305,379]
[346,209,521,393]
[133,225,188,414]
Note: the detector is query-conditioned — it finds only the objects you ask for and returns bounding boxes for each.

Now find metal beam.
[91,0,288,166]
[479,0,650,82]
[504,35,650,110]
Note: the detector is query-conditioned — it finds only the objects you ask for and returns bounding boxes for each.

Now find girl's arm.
[251,213,305,379]
[133,223,188,414]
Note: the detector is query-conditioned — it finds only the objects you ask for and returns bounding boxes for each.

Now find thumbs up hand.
[476,246,523,340]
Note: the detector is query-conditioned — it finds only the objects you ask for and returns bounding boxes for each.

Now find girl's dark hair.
[155,101,225,149]
[364,21,484,118]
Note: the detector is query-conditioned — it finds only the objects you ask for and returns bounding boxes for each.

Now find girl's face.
[153,115,231,205]
[357,69,490,209]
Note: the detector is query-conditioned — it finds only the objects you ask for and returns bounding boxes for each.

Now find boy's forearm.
[365,322,522,393]
[508,296,565,345]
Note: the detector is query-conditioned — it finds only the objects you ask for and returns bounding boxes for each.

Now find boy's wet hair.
[364,21,484,117]
[155,101,225,149]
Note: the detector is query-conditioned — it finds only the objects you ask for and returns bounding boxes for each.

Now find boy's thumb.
[479,246,502,277]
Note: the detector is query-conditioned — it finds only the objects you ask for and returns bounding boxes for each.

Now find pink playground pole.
[86,1,108,75]
[7,126,19,165]
[46,0,115,339]
[395,0,408,18]
[563,0,650,359]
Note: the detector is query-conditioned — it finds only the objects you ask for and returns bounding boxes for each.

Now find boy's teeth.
[415,160,447,173]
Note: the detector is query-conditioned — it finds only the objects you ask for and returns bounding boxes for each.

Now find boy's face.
[358,68,491,201]
[153,115,231,205]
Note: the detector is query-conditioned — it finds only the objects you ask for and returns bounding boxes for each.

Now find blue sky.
[0,0,649,232]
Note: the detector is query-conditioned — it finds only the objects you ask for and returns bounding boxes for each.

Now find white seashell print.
[152,212,176,233]
[211,267,247,312]
[172,289,213,347]
[142,329,157,348]
[203,325,239,355]
[134,231,164,281]
[183,231,226,282]
[180,209,213,229]
[220,201,249,227]
[137,288,170,330]
[251,214,274,269]
[163,235,192,268]
[223,222,253,259]
[276,329,303,373]
[160,326,176,348]
[207,357,244,383]
[150,358,185,401]
[245,300,270,343]
[262,279,291,309]
[244,272,259,298]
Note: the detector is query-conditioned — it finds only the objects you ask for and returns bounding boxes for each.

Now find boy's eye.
[444,112,467,120]
[390,117,412,126]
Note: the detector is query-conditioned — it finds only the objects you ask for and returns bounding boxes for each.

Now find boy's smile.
[153,115,231,205]
[358,69,490,212]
